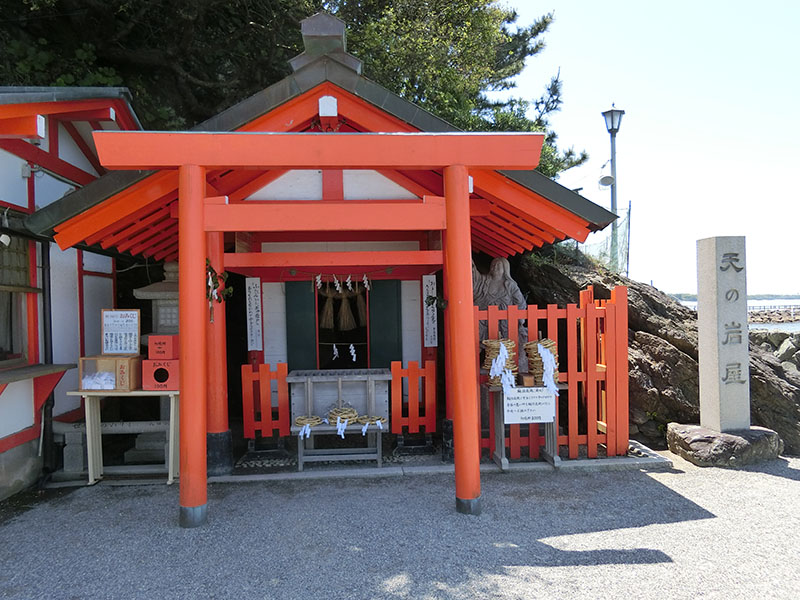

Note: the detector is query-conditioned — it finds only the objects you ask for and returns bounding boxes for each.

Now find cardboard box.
[142,359,180,391]
[148,335,179,360]
[79,355,142,392]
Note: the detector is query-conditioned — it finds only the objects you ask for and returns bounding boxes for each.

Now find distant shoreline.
[749,308,800,324]
[672,293,800,302]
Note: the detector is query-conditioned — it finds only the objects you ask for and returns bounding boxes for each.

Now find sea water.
[680,298,800,333]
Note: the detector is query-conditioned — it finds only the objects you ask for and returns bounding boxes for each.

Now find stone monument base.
[667,423,783,467]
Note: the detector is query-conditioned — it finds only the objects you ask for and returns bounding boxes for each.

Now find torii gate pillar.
[443,165,481,515]
[178,164,208,528]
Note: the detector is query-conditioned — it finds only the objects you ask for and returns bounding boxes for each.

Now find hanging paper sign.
[245,277,263,352]
[102,309,140,355]
[422,274,438,348]
[503,387,556,424]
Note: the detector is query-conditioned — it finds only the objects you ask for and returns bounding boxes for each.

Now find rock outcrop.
[513,248,800,454]
[666,423,783,467]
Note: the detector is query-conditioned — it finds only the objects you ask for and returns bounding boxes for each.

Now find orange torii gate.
[92,130,544,527]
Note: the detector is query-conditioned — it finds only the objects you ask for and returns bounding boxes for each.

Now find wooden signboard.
[422,274,438,348]
[503,386,556,424]
[245,277,263,352]
[101,309,140,355]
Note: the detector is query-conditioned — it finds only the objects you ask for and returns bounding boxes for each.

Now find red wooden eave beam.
[128,225,177,257]
[102,206,172,250]
[92,131,544,170]
[0,99,116,120]
[55,171,179,249]
[53,107,116,123]
[472,171,590,242]
[0,115,45,139]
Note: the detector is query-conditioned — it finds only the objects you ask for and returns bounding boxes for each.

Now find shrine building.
[1,13,628,527]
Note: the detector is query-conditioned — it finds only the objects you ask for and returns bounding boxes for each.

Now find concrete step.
[123,448,166,464]
[134,432,167,450]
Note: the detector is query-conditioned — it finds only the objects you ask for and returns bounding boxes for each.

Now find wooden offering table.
[67,390,179,485]
[287,368,391,471]
[486,383,561,471]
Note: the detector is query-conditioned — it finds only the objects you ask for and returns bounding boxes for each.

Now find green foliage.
[1,0,319,129]
[2,0,586,175]
[327,0,586,176]
[523,241,601,271]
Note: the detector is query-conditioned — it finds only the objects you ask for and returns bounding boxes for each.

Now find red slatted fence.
[390,360,437,434]
[476,285,628,460]
[241,362,290,438]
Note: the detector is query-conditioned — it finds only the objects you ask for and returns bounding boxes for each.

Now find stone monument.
[697,236,750,431]
[667,237,782,466]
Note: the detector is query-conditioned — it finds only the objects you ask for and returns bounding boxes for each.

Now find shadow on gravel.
[0,467,718,599]
[0,486,77,526]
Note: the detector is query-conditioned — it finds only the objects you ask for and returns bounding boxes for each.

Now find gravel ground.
[1,454,799,599]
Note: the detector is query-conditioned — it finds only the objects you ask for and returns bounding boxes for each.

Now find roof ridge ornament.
[289,12,362,75]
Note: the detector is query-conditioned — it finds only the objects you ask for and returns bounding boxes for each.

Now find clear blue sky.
[500,1,800,295]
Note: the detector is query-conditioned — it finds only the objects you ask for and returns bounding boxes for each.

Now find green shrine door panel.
[368,280,403,368]
[285,281,317,371]
[285,279,403,371]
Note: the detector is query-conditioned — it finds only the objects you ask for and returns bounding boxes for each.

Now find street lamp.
[602,105,624,272]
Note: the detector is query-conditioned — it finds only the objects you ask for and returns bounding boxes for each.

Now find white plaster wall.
[401,281,422,366]
[0,149,28,209]
[249,170,322,200]
[343,170,419,200]
[246,169,419,201]
[262,282,288,365]
[50,246,81,416]
[261,241,419,253]
[0,379,34,438]
[57,122,99,177]
[34,172,75,210]
[81,252,113,274]
[82,275,114,357]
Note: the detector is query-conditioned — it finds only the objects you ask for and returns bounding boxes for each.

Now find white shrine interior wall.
[250,170,322,200]
[260,240,419,253]
[342,170,418,200]
[50,246,81,416]
[400,281,422,365]
[82,272,113,357]
[246,169,419,201]
[34,171,75,210]
[0,380,35,438]
[262,282,288,366]
[56,122,99,177]
[0,149,28,209]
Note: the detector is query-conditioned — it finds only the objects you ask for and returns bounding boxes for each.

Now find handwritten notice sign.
[503,386,556,424]
[102,309,140,355]
[422,274,438,347]
[245,277,263,351]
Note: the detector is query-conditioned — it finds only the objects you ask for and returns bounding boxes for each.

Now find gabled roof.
[25,12,614,261]
[0,86,142,189]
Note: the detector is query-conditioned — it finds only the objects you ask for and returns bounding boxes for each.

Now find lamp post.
[602,105,624,272]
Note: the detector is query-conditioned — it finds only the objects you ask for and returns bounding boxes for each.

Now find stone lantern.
[133,261,179,335]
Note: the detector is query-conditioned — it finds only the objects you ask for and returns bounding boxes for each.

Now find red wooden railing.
[390,360,437,434]
[475,285,628,459]
[241,362,291,438]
